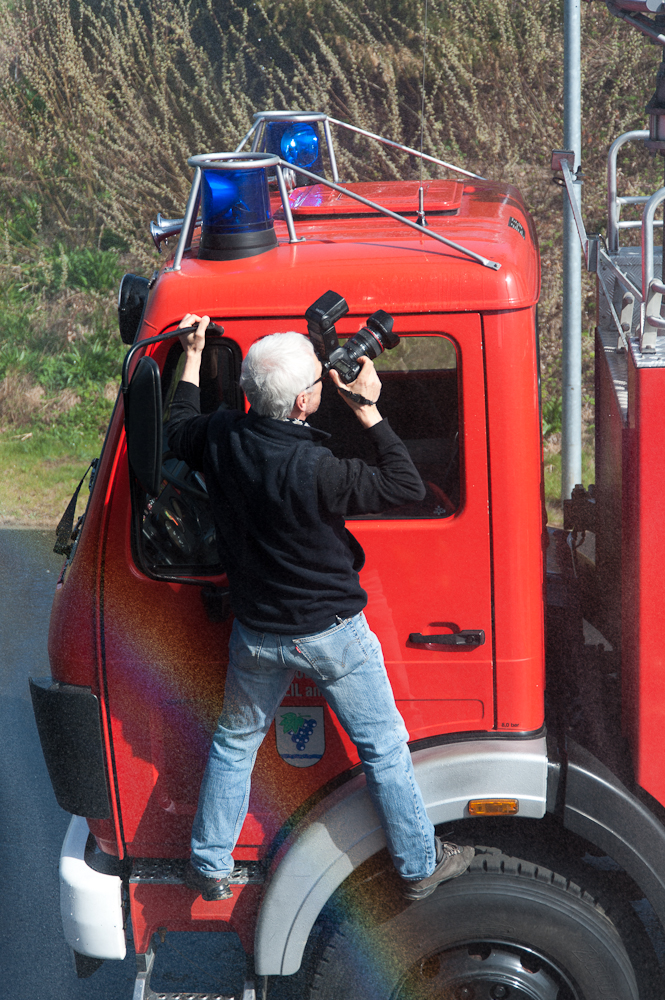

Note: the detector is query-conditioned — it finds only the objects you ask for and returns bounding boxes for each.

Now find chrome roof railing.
[155,110,500,273]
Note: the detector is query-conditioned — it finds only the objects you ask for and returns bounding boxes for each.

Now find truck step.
[130,858,265,885]
[132,942,256,1000]
[135,985,255,1000]
[139,992,248,999]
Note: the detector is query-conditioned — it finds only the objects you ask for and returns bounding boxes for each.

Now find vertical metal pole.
[322,119,339,182]
[561,0,583,502]
[168,168,201,273]
[251,121,265,153]
[274,164,300,243]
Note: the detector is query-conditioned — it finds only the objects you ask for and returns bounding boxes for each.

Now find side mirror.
[118,273,150,345]
[125,356,162,497]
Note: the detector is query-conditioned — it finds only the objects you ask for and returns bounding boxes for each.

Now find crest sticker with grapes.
[275,707,325,767]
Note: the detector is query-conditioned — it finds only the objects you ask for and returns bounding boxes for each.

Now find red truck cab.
[32,111,664,1000]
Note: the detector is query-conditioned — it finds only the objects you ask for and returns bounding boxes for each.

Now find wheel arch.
[254,735,548,976]
[561,738,665,930]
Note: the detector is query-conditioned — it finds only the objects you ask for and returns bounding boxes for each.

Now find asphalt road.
[0,529,304,1000]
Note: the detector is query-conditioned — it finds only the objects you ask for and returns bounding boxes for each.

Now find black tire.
[308,847,639,1000]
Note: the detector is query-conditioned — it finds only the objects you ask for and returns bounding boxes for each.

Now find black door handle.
[408,630,485,647]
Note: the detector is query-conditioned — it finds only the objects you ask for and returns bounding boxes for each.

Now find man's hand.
[329,356,382,428]
[179,313,208,355]
[178,313,209,387]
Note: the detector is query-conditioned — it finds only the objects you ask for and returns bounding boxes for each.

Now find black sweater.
[167,381,425,634]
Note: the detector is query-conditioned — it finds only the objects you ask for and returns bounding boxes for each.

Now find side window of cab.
[133,335,242,577]
[309,334,460,518]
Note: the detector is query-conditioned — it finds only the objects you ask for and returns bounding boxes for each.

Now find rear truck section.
[28,93,665,999]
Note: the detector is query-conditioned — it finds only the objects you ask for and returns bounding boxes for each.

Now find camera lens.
[330,310,399,383]
[347,326,385,362]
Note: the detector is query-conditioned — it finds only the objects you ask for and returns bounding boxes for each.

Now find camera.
[305,290,400,384]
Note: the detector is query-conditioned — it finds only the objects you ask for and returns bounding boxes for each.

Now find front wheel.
[309,848,639,1000]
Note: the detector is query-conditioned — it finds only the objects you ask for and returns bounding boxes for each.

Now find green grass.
[0,309,119,525]
[0,431,107,527]
[0,238,126,528]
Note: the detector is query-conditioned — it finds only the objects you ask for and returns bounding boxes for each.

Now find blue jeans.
[190,612,436,880]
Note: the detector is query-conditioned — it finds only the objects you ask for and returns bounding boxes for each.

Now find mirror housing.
[118,273,150,345]
[125,356,162,497]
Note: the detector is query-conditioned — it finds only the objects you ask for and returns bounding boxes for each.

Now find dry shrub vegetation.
[0,0,661,522]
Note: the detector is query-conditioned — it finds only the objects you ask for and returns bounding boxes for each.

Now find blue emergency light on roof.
[188,152,280,261]
[280,124,319,168]
[258,116,325,179]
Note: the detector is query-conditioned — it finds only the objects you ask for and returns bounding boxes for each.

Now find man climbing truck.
[168,313,473,907]
[29,10,665,991]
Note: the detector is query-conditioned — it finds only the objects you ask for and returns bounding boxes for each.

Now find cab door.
[313,312,494,740]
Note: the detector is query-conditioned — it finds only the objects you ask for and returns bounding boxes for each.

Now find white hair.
[240,332,320,419]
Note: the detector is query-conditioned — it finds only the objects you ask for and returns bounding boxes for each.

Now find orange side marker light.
[468,798,519,816]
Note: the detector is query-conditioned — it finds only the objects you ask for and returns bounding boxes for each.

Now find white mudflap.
[59,814,126,960]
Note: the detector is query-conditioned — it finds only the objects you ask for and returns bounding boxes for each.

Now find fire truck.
[28,5,665,997]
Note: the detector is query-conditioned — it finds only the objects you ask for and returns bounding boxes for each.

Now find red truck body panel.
[623,358,665,804]
[595,312,665,813]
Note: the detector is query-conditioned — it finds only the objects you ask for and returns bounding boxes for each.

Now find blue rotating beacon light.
[253,112,327,182]
[278,123,321,169]
[188,152,280,261]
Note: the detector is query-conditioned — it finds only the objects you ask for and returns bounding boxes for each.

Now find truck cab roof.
[144,179,539,334]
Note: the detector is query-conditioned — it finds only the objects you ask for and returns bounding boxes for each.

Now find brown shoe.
[402,839,474,900]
